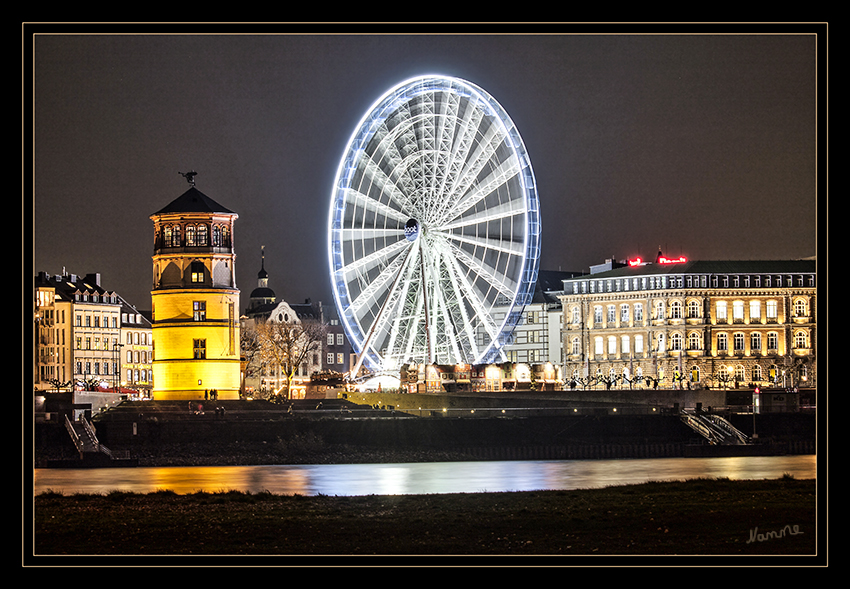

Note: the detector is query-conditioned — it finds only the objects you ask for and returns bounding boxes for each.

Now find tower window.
[193,301,206,321]
[193,338,206,359]
[191,261,205,283]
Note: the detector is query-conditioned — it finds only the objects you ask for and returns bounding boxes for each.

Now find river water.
[33,454,816,497]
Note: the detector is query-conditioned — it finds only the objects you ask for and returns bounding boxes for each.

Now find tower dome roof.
[250,286,276,299]
[153,186,236,216]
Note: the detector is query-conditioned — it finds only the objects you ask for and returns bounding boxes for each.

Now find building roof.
[152,186,236,216]
[35,271,114,301]
[564,259,816,282]
[249,287,276,300]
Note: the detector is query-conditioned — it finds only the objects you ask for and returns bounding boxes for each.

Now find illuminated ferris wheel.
[328,75,541,373]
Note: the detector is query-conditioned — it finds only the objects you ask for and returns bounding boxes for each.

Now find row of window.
[572,273,814,294]
[574,329,810,356]
[327,352,346,365]
[160,223,231,248]
[578,298,809,326]
[76,313,120,328]
[73,292,118,304]
[327,332,345,346]
[74,361,151,383]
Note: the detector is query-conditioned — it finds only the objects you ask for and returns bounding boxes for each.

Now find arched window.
[690,365,700,382]
[670,333,683,351]
[794,298,808,317]
[163,225,172,247]
[794,330,809,349]
[717,333,728,352]
[670,301,682,319]
[734,332,745,352]
[687,300,701,319]
[212,225,221,246]
[767,332,779,351]
[735,365,746,382]
[172,225,181,246]
[752,365,763,381]
[687,331,701,350]
[197,224,208,246]
[185,225,196,246]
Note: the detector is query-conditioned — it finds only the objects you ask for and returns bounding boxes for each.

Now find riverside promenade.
[34,390,816,468]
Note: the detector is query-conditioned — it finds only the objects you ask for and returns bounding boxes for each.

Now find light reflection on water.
[33,455,816,497]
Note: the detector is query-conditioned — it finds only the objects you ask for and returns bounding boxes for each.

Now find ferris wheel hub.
[404,218,420,242]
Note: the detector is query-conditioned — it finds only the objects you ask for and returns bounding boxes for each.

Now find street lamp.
[113,342,124,393]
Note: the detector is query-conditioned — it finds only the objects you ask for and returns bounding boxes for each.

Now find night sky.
[29,25,822,313]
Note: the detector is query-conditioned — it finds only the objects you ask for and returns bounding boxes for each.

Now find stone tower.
[150,175,241,400]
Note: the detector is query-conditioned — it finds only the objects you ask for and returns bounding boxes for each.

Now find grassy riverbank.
[32,476,818,561]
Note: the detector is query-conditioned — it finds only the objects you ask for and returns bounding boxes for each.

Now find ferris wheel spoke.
[442,153,523,225]
[438,246,483,360]
[372,246,422,360]
[442,230,526,259]
[354,151,417,218]
[439,119,509,217]
[441,241,502,348]
[338,237,409,282]
[438,199,527,232]
[433,105,485,223]
[446,239,519,303]
[344,187,409,227]
[347,247,412,320]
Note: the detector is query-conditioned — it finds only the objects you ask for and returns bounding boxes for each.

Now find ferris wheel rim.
[328,74,541,372]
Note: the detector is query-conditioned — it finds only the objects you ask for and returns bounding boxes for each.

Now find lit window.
[191,262,205,283]
[193,339,206,359]
[193,301,206,321]
[734,332,745,352]
[750,300,761,322]
[670,333,683,351]
[670,301,682,319]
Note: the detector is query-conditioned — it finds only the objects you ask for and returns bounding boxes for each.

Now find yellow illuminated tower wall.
[150,182,241,400]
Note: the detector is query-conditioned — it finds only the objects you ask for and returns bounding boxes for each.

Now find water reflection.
[33,455,816,497]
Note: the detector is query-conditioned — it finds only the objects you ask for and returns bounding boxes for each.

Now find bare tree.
[239,322,265,397]
[256,316,327,401]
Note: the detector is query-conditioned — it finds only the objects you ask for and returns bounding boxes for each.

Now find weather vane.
[179,170,198,186]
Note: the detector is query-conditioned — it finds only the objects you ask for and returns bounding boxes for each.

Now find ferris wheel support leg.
[419,241,434,364]
[349,246,414,380]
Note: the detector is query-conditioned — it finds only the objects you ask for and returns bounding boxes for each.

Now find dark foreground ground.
[31,476,819,564]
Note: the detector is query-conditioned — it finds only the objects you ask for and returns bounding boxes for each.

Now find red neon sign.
[628,255,688,266]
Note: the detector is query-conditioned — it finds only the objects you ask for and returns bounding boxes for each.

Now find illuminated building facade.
[557,255,817,391]
[150,182,241,400]
[33,271,151,394]
[120,299,153,396]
